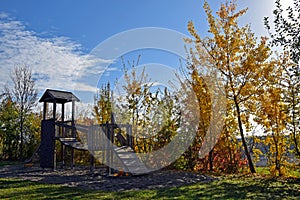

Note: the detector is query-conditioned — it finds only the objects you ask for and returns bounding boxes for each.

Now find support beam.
[53,102,56,120]
[61,103,65,122]
[43,102,47,120]
[71,100,75,127]
[61,102,65,166]
[71,100,75,169]
[90,154,95,173]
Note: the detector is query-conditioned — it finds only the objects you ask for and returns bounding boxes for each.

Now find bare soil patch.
[0,164,215,191]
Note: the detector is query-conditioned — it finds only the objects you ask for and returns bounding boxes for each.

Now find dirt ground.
[0,164,215,191]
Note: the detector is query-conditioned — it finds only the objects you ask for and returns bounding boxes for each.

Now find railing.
[54,122,133,151]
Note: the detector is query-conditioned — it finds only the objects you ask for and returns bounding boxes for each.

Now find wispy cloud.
[0,13,112,98]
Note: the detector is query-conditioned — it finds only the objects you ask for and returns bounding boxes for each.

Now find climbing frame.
[39,89,79,169]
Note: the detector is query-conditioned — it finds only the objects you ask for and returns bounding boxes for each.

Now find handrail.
[76,124,89,133]
[55,121,76,130]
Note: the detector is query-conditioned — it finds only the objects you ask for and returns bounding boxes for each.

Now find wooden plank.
[58,138,88,151]
[112,145,149,175]
[76,124,89,133]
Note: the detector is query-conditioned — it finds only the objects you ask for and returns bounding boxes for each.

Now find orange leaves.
[94,83,112,124]
[186,0,278,173]
[216,0,247,24]
[254,64,289,176]
[184,0,299,176]
[187,21,201,44]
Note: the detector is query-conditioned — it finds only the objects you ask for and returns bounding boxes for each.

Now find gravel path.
[0,164,216,191]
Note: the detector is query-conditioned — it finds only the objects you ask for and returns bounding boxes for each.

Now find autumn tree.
[207,101,247,173]
[187,1,275,173]
[0,97,19,160]
[181,63,213,170]
[114,57,156,152]
[265,0,300,158]
[1,85,40,161]
[93,82,113,124]
[255,57,289,176]
[4,65,38,160]
[75,103,95,165]
[144,88,175,146]
[114,57,183,156]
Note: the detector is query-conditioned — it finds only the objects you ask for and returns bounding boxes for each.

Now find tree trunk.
[291,92,300,157]
[234,97,256,173]
[20,113,24,161]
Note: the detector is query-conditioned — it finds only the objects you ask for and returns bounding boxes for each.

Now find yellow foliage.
[186,0,276,173]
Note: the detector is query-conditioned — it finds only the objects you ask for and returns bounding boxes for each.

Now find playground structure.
[39,89,148,175]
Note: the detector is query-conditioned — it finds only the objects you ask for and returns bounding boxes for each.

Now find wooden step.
[58,137,77,142]
[112,146,150,175]
[58,137,88,150]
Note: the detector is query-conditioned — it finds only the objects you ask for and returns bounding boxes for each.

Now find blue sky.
[0,0,206,51]
[0,0,283,104]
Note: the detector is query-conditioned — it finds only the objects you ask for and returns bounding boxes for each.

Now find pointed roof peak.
[39,89,80,103]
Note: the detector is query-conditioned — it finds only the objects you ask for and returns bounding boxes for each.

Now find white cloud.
[0,13,112,100]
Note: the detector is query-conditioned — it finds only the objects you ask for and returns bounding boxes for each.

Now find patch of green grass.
[256,166,300,178]
[0,178,154,200]
[290,167,300,177]
[1,175,300,199]
[256,167,271,175]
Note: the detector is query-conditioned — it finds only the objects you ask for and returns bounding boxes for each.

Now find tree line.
[94,0,299,176]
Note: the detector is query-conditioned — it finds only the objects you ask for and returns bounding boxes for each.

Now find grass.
[1,162,299,199]
[0,175,300,199]
[256,166,300,177]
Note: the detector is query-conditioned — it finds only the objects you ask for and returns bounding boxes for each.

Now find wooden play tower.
[39,89,79,169]
[39,89,149,175]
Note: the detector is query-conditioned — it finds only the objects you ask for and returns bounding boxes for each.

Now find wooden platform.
[58,137,88,151]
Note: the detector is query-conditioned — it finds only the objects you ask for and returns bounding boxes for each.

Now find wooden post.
[43,102,47,120]
[110,124,115,175]
[128,124,133,148]
[40,119,55,169]
[53,148,57,171]
[52,102,57,168]
[71,100,75,169]
[105,122,111,175]
[71,100,75,137]
[53,102,56,120]
[126,123,130,147]
[90,154,95,173]
[61,103,65,139]
[61,103,65,122]
[61,103,65,166]
[106,122,109,174]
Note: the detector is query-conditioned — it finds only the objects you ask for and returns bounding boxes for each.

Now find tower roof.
[39,89,80,104]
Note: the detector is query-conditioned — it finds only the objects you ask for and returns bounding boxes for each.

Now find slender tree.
[265,0,300,158]
[115,57,154,149]
[187,1,275,173]
[94,82,112,124]
[254,57,288,176]
[4,65,37,160]
[182,65,212,170]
